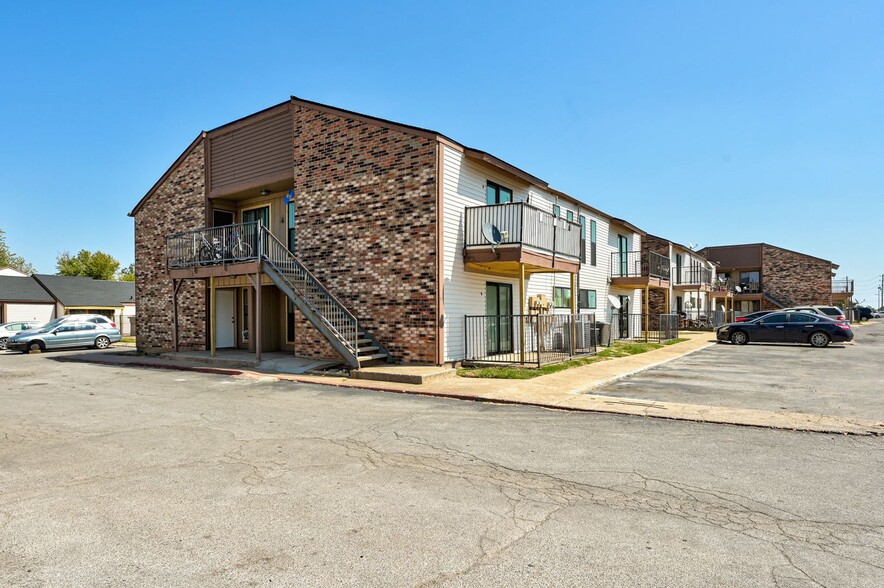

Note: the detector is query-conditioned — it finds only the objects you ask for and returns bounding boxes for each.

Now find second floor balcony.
[610,251,670,288]
[832,277,854,299]
[463,203,581,276]
[673,265,713,290]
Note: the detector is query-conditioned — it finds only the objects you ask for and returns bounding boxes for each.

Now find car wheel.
[809,331,830,348]
[0,337,7,350]
[730,330,749,345]
[94,336,111,349]
[28,341,44,353]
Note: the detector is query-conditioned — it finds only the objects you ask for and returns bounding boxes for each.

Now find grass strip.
[457,338,688,380]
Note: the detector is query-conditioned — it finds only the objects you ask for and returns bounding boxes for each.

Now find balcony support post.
[664,286,670,315]
[519,263,526,365]
[643,285,649,343]
[570,272,577,356]
[255,271,262,363]
[210,276,216,358]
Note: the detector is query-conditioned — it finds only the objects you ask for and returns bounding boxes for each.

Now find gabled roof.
[32,275,135,307]
[130,96,645,232]
[0,276,55,303]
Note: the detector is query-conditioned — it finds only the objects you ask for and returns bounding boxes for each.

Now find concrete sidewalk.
[56,332,884,436]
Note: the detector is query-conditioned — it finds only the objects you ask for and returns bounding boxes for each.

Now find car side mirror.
[51,329,59,334]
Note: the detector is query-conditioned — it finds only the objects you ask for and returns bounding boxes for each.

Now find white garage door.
[6,304,55,324]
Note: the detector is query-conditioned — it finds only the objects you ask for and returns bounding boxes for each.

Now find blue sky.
[1,1,882,304]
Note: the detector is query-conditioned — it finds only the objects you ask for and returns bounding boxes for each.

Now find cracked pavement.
[1,353,883,586]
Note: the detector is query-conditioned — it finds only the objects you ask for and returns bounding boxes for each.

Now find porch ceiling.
[464,246,579,276]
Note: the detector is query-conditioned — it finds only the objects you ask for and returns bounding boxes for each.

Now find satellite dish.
[481,223,502,245]
[689,242,698,250]
[685,300,694,309]
[607,295,622,309]
[735,285,743,293]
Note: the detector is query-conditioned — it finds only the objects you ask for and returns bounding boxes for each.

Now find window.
[789,313,816,323]
[761,313,788,323]
[739,271,760,292]
[287,200,297,252]
[552,204,560,218]
[566,210,574,222]
[590,220,597,266]
[486,181,512,205]
[579,216,587,263]
[553,287,571,308]
[578,289,597,309]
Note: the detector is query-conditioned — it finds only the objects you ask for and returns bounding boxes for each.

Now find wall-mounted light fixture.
[260,189,272,196]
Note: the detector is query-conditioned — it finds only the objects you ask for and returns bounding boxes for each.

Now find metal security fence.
[680,309,735,330]
[463,313,597,367]
[608,313,681,343]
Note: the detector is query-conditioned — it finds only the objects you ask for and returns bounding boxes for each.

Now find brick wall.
[641,236,670,315]
[762,245,833,307]
[291,106,438,364]
[134,140,207,352]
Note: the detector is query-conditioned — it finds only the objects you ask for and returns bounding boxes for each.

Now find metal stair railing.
[259,227,361,363]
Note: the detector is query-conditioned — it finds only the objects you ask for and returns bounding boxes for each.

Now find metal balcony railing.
[166,221,261,269]
[712,278,736,294]
[464,203,582,260]
[674,266,713,286]
[610,251,670,280]
[832,278,854,293]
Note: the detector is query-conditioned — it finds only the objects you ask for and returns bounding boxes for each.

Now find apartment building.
[130,97,655,368]
[699,243,847,313]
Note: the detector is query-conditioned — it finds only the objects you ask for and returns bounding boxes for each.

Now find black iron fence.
[463,313,597,367]
[607,313,681,343]
[167,221,261,269]
[611,251,670,280]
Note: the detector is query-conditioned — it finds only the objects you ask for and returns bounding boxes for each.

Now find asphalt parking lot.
[595,320,884,421]
[1,352,883,587]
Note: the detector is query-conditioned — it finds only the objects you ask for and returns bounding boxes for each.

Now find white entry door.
[215,290,236,348]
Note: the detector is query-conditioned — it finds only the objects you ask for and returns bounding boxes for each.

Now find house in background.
[699,243,845,313]
[0,267,29,277]
[0,275,57,323]
[131,96,666,369]
[31,275,136,335]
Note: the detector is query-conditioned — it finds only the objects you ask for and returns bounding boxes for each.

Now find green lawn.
[457,338,688,380]
[121,337,136,343]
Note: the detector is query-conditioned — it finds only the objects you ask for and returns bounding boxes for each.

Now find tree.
[56,250,121,281]
[0,229,35,274]
[119,262,135,282]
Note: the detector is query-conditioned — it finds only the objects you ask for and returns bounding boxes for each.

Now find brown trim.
[129,133,205,217]
[168,261,261,280]
[610,276,671,289]
[206,100,292,138]
[702,243,837,269]
[464,246,580,274]
[435,141,445,366]
[208,170,294,199]
[204,133,212,213]
[462,149,548,189]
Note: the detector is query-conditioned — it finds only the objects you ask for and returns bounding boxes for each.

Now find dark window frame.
[553,286,571,309]
[578,289,597,309]
[486,180,513,205]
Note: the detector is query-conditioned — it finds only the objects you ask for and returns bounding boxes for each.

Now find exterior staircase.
[259,227,390,368]
[762,290,795,309]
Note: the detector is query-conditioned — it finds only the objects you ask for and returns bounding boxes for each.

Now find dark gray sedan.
[6,321,121,353]
[716,311,854,348]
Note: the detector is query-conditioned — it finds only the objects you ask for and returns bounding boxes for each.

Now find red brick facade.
[289,105,438,364]
[131,103,439,364]
[134,139,207,352]
[761,244,833,307]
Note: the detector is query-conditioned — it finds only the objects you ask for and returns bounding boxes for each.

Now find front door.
[485,282,513,355]
[618,295,630,338]
[213,209,234,227]
[242,206,270,255]
[617,235,628,276]
[215,290,236,348]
